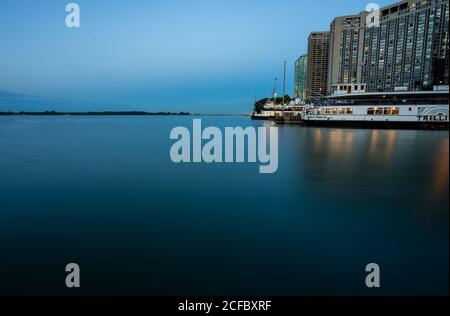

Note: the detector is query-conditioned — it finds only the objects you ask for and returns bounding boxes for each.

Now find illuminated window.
[392,107,400,115]
[332,108,338,115]
[375,108,383,115]
[339,108,346,115]
[326,108,332,115]
[384,108,392,115]
[367,108,375,115]
[346,108,353,115]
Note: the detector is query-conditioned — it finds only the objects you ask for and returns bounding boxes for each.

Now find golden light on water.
[328,129,344,154]
[313,128,322,153]
[368,130,379,158]
[383,130,397,164]
[367,130,397,166]
[430,139,449,202]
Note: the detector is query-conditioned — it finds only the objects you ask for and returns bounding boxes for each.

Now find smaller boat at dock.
[251,99,307,121]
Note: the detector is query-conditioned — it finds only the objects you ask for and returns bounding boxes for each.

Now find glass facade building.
[294,54,308,100]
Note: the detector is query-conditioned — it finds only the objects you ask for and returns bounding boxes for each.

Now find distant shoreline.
[0,111,250,117]
[0,111,191,116]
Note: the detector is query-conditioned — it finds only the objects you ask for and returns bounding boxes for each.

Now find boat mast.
[273,77,278,105]
[282,60,286,113]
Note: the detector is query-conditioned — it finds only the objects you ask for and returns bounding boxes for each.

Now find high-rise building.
[328,13,368,94]
[307,32,330,101]
[327,0,449,93]
[362,0,449,92]
[294,54,308,100]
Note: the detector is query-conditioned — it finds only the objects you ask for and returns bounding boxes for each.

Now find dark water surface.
[0,116,448,295]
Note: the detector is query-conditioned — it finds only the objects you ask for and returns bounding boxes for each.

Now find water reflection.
[310,128,399,164]
[430,139,449,205]
[0,117,447,296]
[368,130,397,166]
[297,127,449,213]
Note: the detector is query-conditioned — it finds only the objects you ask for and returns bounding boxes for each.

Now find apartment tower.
[306,32,330,101]
[327,0,449,93]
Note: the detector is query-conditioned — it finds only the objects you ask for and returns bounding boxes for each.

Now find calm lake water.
[0,116,448,296]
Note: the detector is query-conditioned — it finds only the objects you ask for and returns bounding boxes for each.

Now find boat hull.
[251,115,273,121]
[300,119,449,130]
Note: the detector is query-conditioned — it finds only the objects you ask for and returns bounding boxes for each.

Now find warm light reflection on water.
[430,139,449,204]
[368,129,379,159]
[299,127,449,213]
[367,130,397,166]
[383,130,397,165]
[309,128,401,168]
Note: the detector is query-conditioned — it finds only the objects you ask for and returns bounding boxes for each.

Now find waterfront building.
[362,0,449,92]
[327,0,449,94]
[328,13,368,94]
[307,32,330,101]
[294,54,308,100]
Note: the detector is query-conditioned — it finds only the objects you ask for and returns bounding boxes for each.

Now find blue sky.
[0,0,393,113]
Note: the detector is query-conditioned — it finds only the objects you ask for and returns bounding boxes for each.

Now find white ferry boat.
[301,84,449,130]
[251,100,306,120]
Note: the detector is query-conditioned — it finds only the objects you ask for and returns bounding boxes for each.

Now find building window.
[368,108,375,115]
